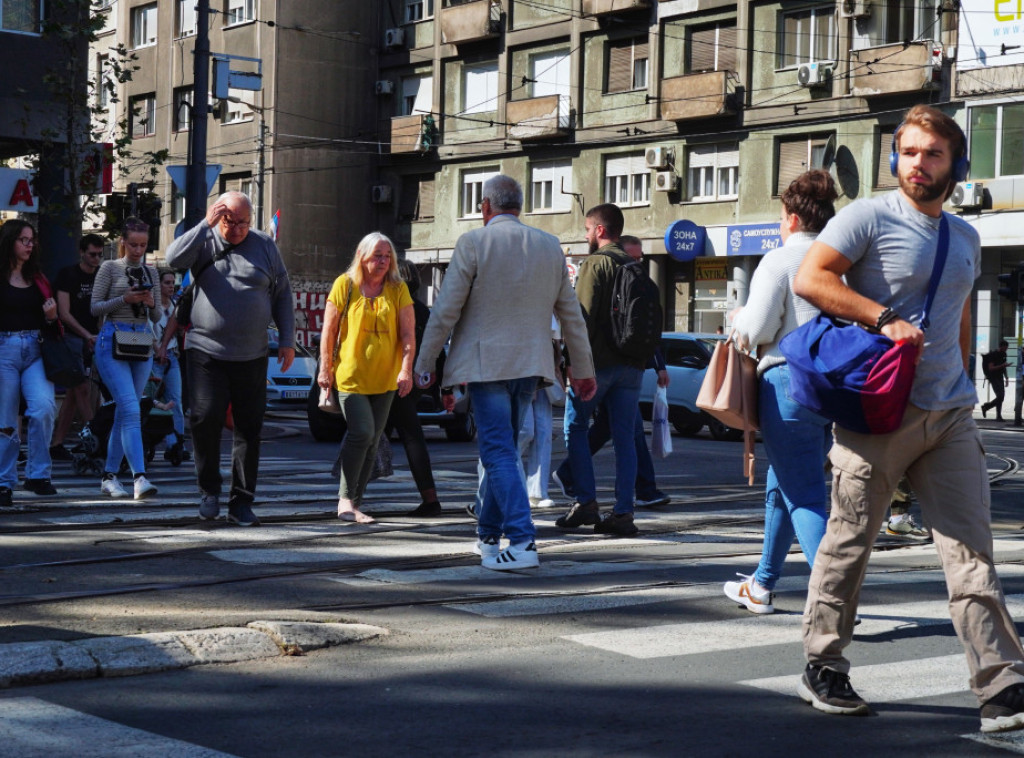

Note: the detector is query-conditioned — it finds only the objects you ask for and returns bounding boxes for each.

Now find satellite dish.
[820,134,837,172]
[830,145,860,199]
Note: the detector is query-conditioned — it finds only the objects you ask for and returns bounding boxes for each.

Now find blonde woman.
[91,218,161,500]
[318,233,415,523]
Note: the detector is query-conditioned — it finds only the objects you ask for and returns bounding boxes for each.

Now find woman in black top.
[0,220,59,507]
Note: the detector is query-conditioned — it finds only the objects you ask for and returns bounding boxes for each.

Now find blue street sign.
[664,219,707,262]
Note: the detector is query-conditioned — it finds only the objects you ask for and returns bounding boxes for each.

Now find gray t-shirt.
[816,191,979,410]
[165,221,294,361]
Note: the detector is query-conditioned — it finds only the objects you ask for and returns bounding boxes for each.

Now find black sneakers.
[407,501,443,517]
[594,512,639,536]
[555,500,600,529]
[981,683,1024,733]
[23,478,57,496]
[227,502,261,527]
[797,664,871,716]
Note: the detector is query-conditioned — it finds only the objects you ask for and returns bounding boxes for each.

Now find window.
[219,172,253,198]
[131,3,158,48]
[225,0,255,26]
[686,143,739,201]
[400,175,436,222]
[405,0,433,22]
[776,134,833,194]
[460,167,499,217]
[223,88,255,124]
[401,74,433,116]
[604,153,650,207]
[606,38,648,93]
[2,0,41,33]
[530,50,571,99]
[171,188,186,223]
[462,61,498,114]
[96,54,112,108]
[173,88,191,132]
[177,0,197,36]
[130,93,156,138]
[969,103,1024,179]
[687,22,737,73]
[779,5,834,68]
[875,127,899,189]
[880,0,939,44]
[530,160,572,213]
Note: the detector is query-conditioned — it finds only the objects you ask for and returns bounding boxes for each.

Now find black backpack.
[603,254,663,363]
[982,351,1000,376]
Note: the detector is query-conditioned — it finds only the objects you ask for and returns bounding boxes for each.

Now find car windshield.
[267,328,315,360]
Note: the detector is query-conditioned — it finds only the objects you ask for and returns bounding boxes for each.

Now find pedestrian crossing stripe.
[0,697,240,758]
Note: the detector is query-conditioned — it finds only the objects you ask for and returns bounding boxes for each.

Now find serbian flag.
[270,209,281,241]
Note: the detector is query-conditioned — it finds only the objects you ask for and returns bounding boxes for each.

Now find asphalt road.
[0,412,1022,757]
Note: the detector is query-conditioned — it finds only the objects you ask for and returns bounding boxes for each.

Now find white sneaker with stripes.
[482,541,539,571]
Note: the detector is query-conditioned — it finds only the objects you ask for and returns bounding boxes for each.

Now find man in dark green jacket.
[555,203,645,536]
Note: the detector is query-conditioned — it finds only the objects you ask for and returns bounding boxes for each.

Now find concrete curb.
[0,621,388,689]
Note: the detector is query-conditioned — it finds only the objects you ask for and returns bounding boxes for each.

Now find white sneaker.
[134,475,158,500]
[482,541,540,571]
[100,477,129,499]
[723,573,775,615]
[473,535,501,559]
[530,498,556,509]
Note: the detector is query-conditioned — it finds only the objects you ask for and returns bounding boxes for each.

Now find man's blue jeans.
[469,377,538,545]
[752,364,831,591]
[0,331,55,487]
[564,364,643,514]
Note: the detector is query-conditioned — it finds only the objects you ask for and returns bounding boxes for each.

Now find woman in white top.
[723,170,838,615]
[90,218,161,500]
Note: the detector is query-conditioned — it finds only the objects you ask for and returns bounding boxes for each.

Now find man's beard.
[588,236,598,254]
[898,166,952,203]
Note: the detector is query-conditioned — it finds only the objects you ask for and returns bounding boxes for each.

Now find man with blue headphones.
[790,104,1024,733]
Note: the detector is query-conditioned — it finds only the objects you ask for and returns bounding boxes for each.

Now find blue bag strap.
[919,214,949,332]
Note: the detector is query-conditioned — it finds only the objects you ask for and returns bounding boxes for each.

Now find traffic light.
[136,191,162,252]
[998,265,1024,305]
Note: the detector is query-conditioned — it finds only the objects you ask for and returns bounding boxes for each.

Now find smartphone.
[135,283,154,290]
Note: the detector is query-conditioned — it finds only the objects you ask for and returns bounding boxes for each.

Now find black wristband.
[875,307,900,331]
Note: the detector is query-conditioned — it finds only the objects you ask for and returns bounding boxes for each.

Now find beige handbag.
[318,279,353,414]
[696,337,759,485]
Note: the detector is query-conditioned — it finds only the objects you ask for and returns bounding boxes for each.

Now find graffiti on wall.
[290,277,333,347]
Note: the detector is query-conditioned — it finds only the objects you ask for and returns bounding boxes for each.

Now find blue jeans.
[0,331,56,487]
[564,364,643,514]
[470,377,539,544]
[556,404,658,500]
[752,364,832,591]
[151,352,184,445]
[94,322,154,476]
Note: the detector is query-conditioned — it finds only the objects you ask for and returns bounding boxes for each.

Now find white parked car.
[266,328,318,411]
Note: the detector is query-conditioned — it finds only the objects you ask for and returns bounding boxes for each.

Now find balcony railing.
[507,94,571,141]
[440,0,501,45]
[582,0,651,15]
[850,41,939,96]
[391,114,433,154]
[659,71,736,122]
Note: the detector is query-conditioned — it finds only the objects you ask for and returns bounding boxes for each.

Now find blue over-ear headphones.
[889,120,970,182]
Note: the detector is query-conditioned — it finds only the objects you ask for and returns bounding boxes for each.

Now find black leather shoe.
[23,478,57,496]
[407,501,442,517]
[555,500,601,529]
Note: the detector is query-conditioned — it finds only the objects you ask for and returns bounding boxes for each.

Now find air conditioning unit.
[371,185,393,204]
[645,146,673,170]
[384,28,405,49]
[797,62,832,87]
[375,80,394,96]
[950,181,983,209]
[654,171,678,193]
[839,0,871,18]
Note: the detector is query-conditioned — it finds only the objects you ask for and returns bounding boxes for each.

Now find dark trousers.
[386,388,436,495]
[984,377,1006,418]
[187,349,268,504]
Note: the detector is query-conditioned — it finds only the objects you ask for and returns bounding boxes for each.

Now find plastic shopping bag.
[651,385,672,458]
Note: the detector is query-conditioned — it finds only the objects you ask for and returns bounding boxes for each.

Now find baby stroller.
[140,374,187,465]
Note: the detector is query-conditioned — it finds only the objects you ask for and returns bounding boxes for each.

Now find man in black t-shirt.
[50,234,105,456]
[981,340,1010,421]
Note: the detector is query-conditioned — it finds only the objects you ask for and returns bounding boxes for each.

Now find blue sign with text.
[664,219,707,262]
[726,223,782,256]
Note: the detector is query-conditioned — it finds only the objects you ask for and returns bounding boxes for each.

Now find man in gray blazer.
[416,175,596,571]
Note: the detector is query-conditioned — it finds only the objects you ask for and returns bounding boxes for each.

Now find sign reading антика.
[664,219,707,262]
[726,223,782,256]
[958,0,1024,69]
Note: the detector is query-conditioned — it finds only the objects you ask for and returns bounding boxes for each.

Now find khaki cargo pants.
[803,404,1024,702]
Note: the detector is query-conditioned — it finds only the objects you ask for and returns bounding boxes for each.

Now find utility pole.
[186,0,211,230]
[255,116,266,230]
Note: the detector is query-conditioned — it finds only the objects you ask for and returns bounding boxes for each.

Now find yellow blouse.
[328,274,412,394]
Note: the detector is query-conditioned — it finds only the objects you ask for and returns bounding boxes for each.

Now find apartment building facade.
[371,0,1022,395]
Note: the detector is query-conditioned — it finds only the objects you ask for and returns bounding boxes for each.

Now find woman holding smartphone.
[91,218,162,500]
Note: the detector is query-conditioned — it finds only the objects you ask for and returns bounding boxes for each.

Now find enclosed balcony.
[850,41,939,96]
[440,0,501,46]
[659,71,736,122]
[391,114,433,155]
[582,0,652,15]
[507,95,571,141]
